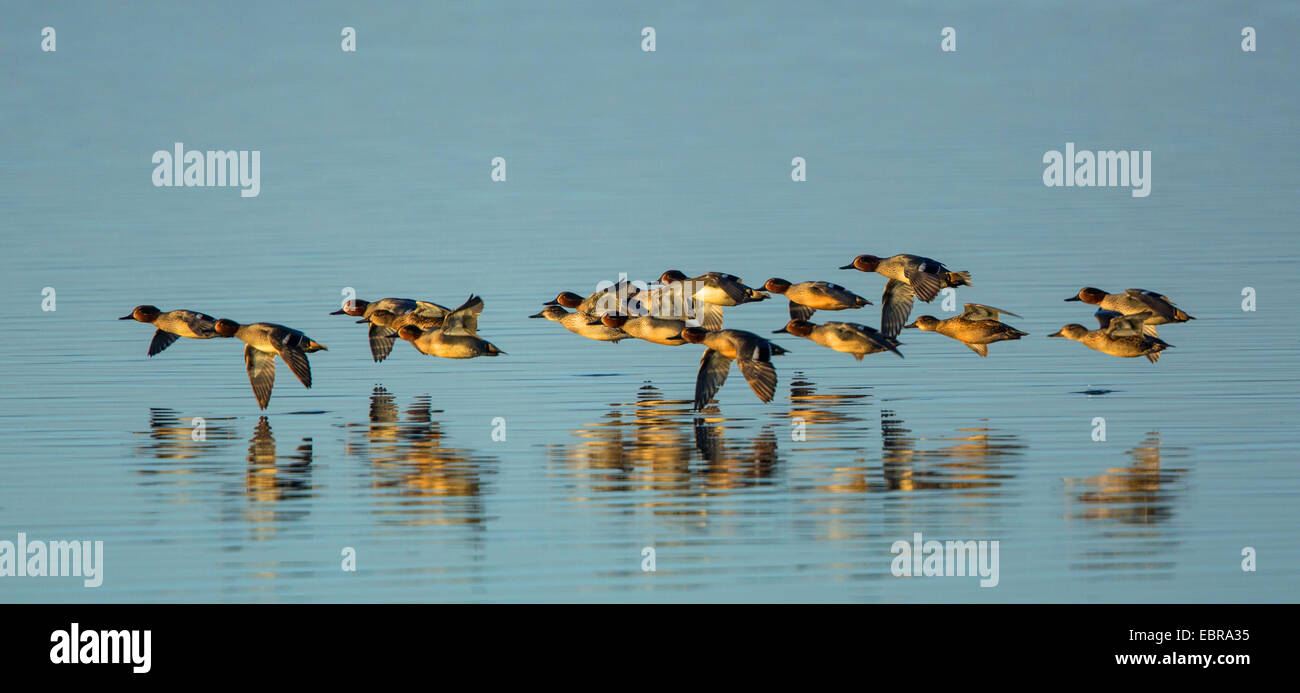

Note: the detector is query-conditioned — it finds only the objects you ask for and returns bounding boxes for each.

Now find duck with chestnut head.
[330,296,452,362]
[529,305,629,342]
[597,313,686,346]
[763,278,871,322]
[838,253,972,338]
[213,319,327,409]
[1048,311,1172,363]
[679,327,788,411]
[1064,287,1193,337]
[394,295,505,359]
[655,271,769,331]
[119,305,221,357]
[774,319,901,360]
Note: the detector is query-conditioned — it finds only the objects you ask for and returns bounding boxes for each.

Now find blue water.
[1,1,1297,602]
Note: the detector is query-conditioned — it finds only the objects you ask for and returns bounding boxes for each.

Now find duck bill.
[771,327,788,334]
[1063,297,1081,302]
[1047,330,1063,338]
[528,311,545,319]
[902,322,917,329]
[118,314,134,320]
[355,318,370,324]
[542,300,560,306]
[838,263,855,270]
[329,308,347,315]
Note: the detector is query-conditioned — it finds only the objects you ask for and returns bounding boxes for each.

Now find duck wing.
[582,281,631,315]
[442,295,484,336]
[960,303,1022,322]
[412,300,453,320]
[880,279,916,339]
[1093,309,1123,329]
[734,338,779,402]
[148,329,181,357]
[638,284,687,319]
[1106,311,1154,338]
[695,302,724,331]
[736,359,777,403]
[368,324,398,362]
[694,348,733,411]
[176,310,219,337]
[244,345,276,409]
[788,301,817,322]
[268,328,313,388]
[708,276,754,304]
[904,263,944,302]
[1124,289,1178,322]
[834,322,903,358]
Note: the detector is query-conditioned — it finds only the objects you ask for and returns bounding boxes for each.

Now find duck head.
[903,316,940,331]
[544,291,584,309]
[395,325,424,342]
[330,299,369,316]
[213,319,241,337]
[1065,287,1107,305]
[529,305,568,321]
[679,326,709,344]
[840,254,881,272]
[119,305,161,323]
[1048,324,1089,340]
[763,278,793,294]
[600,314,630,329]
[773,319,815,337]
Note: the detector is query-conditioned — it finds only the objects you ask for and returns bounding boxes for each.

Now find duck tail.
[1175,308,1194,321]
[945,271,972,287]
[769,343,790,356]
[1146,351,1161,363]
[306,340,327,352]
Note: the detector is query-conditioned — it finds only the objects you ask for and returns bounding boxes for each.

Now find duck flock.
[119,252,1194,410]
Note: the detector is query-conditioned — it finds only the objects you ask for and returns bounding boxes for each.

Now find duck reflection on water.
[343,386,496,526]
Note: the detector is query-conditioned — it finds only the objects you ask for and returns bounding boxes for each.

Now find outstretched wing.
[244,345,276,409]
[735,358,777,403]
[368,324,397,362]
[788,301,816,322]
[148,329,181,357]
[695,302,724,331]
[412,300,452,320]
[269,331,313,389]
[442,295,484,336]
[694,348,733,411]
[880,279,915,339]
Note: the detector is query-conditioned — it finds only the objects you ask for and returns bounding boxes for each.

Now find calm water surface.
[2,2,1297,602]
